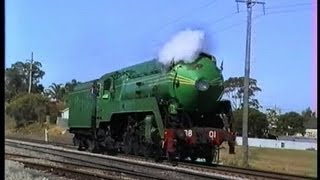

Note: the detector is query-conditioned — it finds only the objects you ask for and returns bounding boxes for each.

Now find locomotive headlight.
[195,80,210,91]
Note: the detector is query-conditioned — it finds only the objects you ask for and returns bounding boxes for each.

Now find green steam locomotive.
[68,52,235,164]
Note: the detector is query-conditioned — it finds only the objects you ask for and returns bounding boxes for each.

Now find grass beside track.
[5,121,317,178]
[219,143,317,178]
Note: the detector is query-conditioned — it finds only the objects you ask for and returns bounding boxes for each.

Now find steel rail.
[5,153,157,180]
[5,137,316,180]
[5,139,233,180]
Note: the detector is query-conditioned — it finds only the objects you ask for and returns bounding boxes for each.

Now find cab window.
[102,78,113,99]
[104,78,112,92]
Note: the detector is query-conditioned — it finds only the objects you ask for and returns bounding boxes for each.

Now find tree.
[276,112,307,136]
[45,83,66,101]
[301,107,317,129]
[5,65,28,101]
[301,107,316,121]
[233,108,269,138]
[63,79,81,103]
[5,60,45,102]
[266,107,281,135]
[223,77,262,110]
[64,79,79,93]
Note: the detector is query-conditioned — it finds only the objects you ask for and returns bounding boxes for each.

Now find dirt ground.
[5,122,74,144]
[5,122,317,178]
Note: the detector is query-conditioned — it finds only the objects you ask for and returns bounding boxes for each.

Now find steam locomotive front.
[163,52,236,163]
[169,52,224,112]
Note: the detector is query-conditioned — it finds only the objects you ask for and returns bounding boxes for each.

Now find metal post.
[28,52,34,93]
[235,0,265,168]
[241,0,253,168]
[45,128,48,142]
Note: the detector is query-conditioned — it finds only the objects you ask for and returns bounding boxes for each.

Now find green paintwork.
[68,79,98,128]
[68,52,224,139]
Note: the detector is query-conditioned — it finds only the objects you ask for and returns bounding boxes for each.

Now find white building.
[60,108,69,119]
[236,136,317,150]
[56,108,69,129]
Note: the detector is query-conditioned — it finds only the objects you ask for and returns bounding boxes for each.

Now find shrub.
[6,93,49,127]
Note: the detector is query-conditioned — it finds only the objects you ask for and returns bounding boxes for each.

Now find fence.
[236,136,317,150]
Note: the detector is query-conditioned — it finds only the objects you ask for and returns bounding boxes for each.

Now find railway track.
[5,137,316,180]
[5,138,235,180]
[5,153,158,180]
[118,153,316,180]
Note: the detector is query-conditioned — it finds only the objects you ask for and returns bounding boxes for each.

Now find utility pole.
[235,0,265,167]
[28,52,34,94]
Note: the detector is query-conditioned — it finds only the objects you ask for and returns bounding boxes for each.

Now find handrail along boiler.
[68,52,236,163]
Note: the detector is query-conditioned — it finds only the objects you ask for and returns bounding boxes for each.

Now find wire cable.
[212,7,312,34]
[152,0,218,33]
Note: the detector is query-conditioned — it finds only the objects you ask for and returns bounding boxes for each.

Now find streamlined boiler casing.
[111,53,224,112]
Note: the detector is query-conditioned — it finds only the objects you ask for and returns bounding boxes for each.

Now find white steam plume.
[158,29,205,64]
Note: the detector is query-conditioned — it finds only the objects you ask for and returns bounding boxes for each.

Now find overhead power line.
[152,0,218,33]
[212,7,311,34]
[266,2,315,10]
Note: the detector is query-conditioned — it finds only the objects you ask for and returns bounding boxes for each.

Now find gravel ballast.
[5,160,69,180]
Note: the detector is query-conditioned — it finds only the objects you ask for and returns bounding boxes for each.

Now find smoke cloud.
[158,29,205,64]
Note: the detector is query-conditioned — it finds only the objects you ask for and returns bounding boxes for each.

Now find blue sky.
[5,0,315,113]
